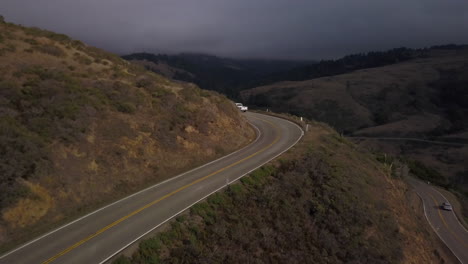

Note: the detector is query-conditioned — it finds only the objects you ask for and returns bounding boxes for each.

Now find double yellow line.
[429,194,468,249]
[43,116,280,263]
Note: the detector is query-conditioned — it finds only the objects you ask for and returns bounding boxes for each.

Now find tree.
[0,15,4,23]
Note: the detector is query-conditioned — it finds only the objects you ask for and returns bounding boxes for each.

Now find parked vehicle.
[235,103,248,112]
[441,202,453,211]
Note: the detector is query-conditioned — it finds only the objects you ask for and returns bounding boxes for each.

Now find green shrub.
[240,166,274,187]
[35,44,66,57]
[115,102,136,114]
[0,117,49,209]
[23,38,37,45]
[24,27,71,44]
[71,40,84,48]
[407,159,448,186]
[207,192,226,207]
[21,66,70,82]
[52,101,80,120]
[176,215,186,223]
[135,76,152,88]
[136,238,161,264]
[112,255,131,264]
[140,237,162,253]
[227,183,244,197]
[73,52,93,65]
[2,43,16,53]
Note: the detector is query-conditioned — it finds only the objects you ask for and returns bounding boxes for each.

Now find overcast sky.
[2,0,468,60]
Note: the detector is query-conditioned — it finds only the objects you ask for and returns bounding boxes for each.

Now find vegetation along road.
[0,112,303,264]
[349,136,467,146]
[410,178,468,263]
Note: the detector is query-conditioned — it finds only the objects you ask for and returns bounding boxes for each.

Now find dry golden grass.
[242,48,468,135]
[0,21,256,251]
[2,181,53,229]
[354,113,442,136]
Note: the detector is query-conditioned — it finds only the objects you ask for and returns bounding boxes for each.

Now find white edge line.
[412,184,464,264]
[0,117,262,260]
[432,188,468,234]
[99,114,304,264]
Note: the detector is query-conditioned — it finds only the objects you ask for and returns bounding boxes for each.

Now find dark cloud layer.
[2,0,468,59]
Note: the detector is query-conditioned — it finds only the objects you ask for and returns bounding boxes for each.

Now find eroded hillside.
[0,21,255,248]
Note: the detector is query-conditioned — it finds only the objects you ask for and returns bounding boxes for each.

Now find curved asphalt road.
[410,178,468,263]
[0,112,303,264]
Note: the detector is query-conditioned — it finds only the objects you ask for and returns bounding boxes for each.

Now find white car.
[441,202,453,211]
[235,103,248,112]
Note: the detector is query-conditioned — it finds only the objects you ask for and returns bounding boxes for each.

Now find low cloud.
[2,0,468,59]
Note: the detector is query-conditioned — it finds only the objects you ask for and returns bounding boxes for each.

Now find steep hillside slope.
[0,21,255,248]
[113,120,454,264]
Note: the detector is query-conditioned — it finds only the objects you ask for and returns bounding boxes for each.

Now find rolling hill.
[122,52,313,98]
[241,46,468,216]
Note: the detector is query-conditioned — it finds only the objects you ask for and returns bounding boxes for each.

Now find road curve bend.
[0,112,303,264]
[410,178,468,263]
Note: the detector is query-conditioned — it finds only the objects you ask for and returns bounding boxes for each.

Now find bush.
[135,76,152,88]
[0,117,49,209]
[115,102,136,114]
[35,44,66,57]
[112,256,131,264]
[23,38,38,45]
[73,52,93,65]
[24,27,72,44]
[407,159,448,186]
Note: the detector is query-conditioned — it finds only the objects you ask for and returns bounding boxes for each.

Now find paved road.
[410,178,468,263]
[0,112,303,264]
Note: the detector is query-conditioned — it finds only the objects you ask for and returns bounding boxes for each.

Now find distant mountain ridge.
[240,45,468,197]
[123,45,467,99]
[122,52,313,98]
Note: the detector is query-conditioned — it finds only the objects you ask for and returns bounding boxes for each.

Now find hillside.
[0,21,255,249]
[123,48,438,101]
[113,120,454,264]
[122,53,312,98]
[241,47,468,197]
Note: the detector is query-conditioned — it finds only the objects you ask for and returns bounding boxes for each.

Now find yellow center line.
[428,194,468,248]
[42,116,281,264]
